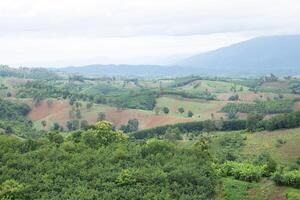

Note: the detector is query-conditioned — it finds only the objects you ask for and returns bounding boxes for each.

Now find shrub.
[220,161,265,182]
[273,170,300,188]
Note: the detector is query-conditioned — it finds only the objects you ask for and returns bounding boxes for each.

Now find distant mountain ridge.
[57,35,300,76]
[56,64,187,77]
[178,35,300,75]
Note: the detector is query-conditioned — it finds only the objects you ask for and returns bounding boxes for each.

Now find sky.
[0,0,300,67]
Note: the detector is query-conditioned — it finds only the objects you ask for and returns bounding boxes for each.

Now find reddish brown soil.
[28,100,71,121]
[104,109,194,129]
[28,99,194,130]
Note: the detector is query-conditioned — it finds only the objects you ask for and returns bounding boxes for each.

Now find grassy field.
[219,178,300,200]
[243,128,300,165]
[178,80,249,93]
[156,96,227,120]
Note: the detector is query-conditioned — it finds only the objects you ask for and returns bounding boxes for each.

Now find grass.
[220,177,300,200]
[243,128,300,165]
[156,96,227,120]
[178,80,249,94]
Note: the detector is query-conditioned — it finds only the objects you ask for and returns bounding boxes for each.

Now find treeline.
[171,76,229,88]
[0,65,60,80]
[17,80,158,110]
[0,121,218,199]
[0,98,31,120]
[289,79,300,94]
[221,99,294,114]
[131,120,246,139]
[161,90,216,100]
[132,111,300,139]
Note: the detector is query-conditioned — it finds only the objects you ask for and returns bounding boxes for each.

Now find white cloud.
[0,0,299,66]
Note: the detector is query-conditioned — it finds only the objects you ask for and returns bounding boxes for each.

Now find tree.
[164,127,182,142]
[163,107,169,114]
[120,119,139,133]
[246,113,264,132]
[227,111,237,120]
[154,107,160,115]
[76,109,81,119]
[52,122,60,131]
[41,120,47,127]
[228,94,239,101]
[6,92,12,97]
[188,110,194,117]
[86,102,93,111]
[47,132,64,146]
[80,120,89,130]
[127,119,139,132]
[178,107,185,113]
[67,120,80,131]
[47,99,53,108]
[97,112,106,121]
[83,121,127,148]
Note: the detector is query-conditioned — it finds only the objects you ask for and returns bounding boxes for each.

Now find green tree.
[178,107,185,113]
[97,112,106,121]
[83,121,127,148]
[163,107,169,114]
[246,113,264,132]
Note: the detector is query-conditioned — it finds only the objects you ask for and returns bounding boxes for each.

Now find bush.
[273,170,300,188]
[220,161,265,182]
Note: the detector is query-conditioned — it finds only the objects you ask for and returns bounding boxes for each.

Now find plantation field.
[178,79,249,93]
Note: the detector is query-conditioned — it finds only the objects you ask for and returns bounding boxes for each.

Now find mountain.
[57,35,300,77]
[178,35,300,75]
[55,64,196,77]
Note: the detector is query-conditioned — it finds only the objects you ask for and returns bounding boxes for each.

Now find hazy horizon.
[1,0,300,67]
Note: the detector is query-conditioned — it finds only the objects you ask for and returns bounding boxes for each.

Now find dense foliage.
[219,161,266,182]
[131,120,247,139]
[273,170,300,188]
[0,99,41,139]
[0,122,218,200]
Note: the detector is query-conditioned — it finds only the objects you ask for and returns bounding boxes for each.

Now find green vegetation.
[221,99,294,114]
[0,122,218,199]
[0,65,60,80]
[1,69,300,199]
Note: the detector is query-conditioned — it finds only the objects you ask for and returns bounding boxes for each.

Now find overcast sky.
[1,0,300,67]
